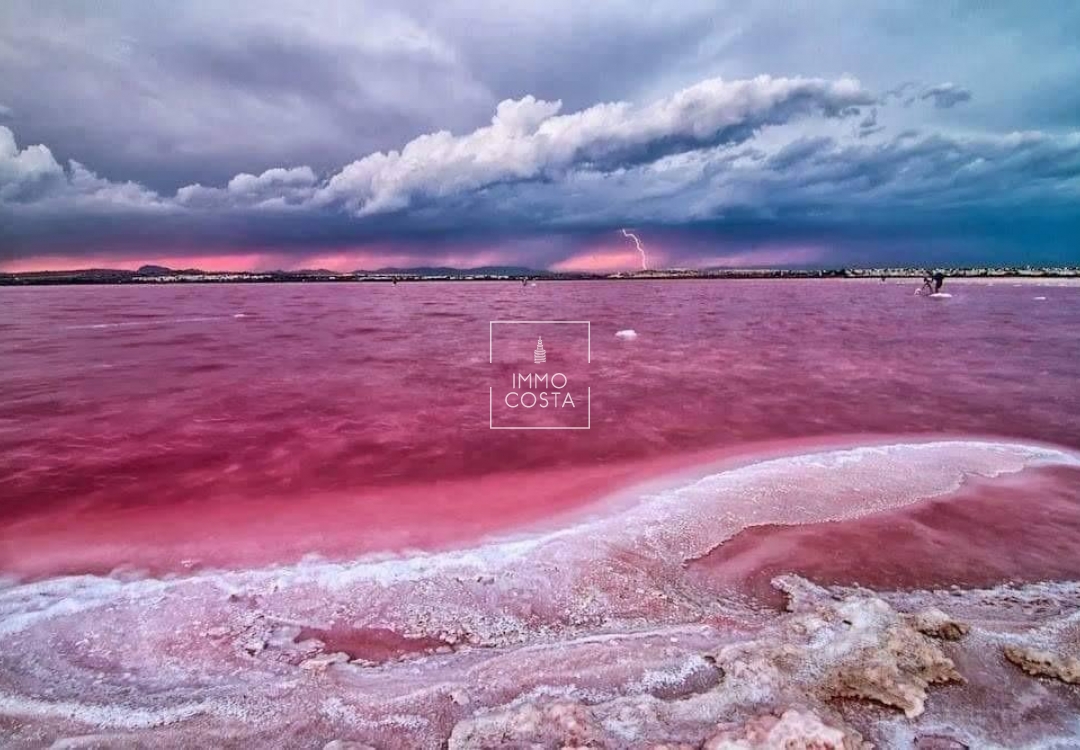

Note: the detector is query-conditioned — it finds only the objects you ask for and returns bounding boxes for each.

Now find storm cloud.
[1,1,1079,270]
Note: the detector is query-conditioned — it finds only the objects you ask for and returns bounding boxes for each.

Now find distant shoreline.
[2,266,1079,286]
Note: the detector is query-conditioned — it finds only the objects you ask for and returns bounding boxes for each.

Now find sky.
[1,1,1078,272]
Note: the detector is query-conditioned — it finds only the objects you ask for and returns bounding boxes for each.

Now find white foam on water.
[63,315,247,330]
[615,329,638,340]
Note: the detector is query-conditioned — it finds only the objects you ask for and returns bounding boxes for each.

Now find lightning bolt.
[620,228,649,270]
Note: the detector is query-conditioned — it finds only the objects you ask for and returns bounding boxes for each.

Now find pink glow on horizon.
[551,241,823,272]
[0,243,827,274]
[286,247,522,271]
[0,253,278,274]
[552,245,669,273]
[0,247,523,274]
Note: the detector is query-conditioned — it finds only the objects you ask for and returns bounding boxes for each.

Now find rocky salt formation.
[1003,646,1080,684]
[448,702,606,749]
[997,595,1080,686]
[718,576,964,719]
[702,709,868,749]
[907,608,970,641]
[448,576,961,748]
[7,570,1080,748]
[450,704,867,749]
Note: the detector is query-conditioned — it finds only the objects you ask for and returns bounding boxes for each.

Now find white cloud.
[314,75,874,215]
[66,161,167,211]
[0,126,166,211]
[430,128,1080,230]
[227,166,317,195]
[177,165,318,209]
[0,126,65,201]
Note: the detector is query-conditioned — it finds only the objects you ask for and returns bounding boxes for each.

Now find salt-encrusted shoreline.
[2,440,1078,748]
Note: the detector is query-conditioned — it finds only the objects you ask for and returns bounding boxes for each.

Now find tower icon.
[533,336,547,364]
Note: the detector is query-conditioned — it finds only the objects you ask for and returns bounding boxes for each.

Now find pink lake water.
[1,280,1079,748]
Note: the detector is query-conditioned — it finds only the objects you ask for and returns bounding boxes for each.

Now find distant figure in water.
[932,270,945,293]
[522,277,528,286]
[392,277,398,286]
[917,270,946,295]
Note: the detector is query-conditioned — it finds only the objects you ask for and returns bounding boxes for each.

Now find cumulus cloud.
[920,83,973,109]
[0,126,165,211]
[0,126,65,202]
[314,75,874,215]
[0,0,497,191]
[177,166,318,209]
[228,166,318,195]
[66,161,167,211]
[420,127,1080,234]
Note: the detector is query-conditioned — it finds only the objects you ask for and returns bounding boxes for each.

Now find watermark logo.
[489,321,591,430]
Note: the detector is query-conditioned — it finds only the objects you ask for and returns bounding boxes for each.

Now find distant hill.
[136,264,174,275]
[285,268,339,277]
[11,268,136,279]
[136,265,209,275]
[365,265,548,277]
